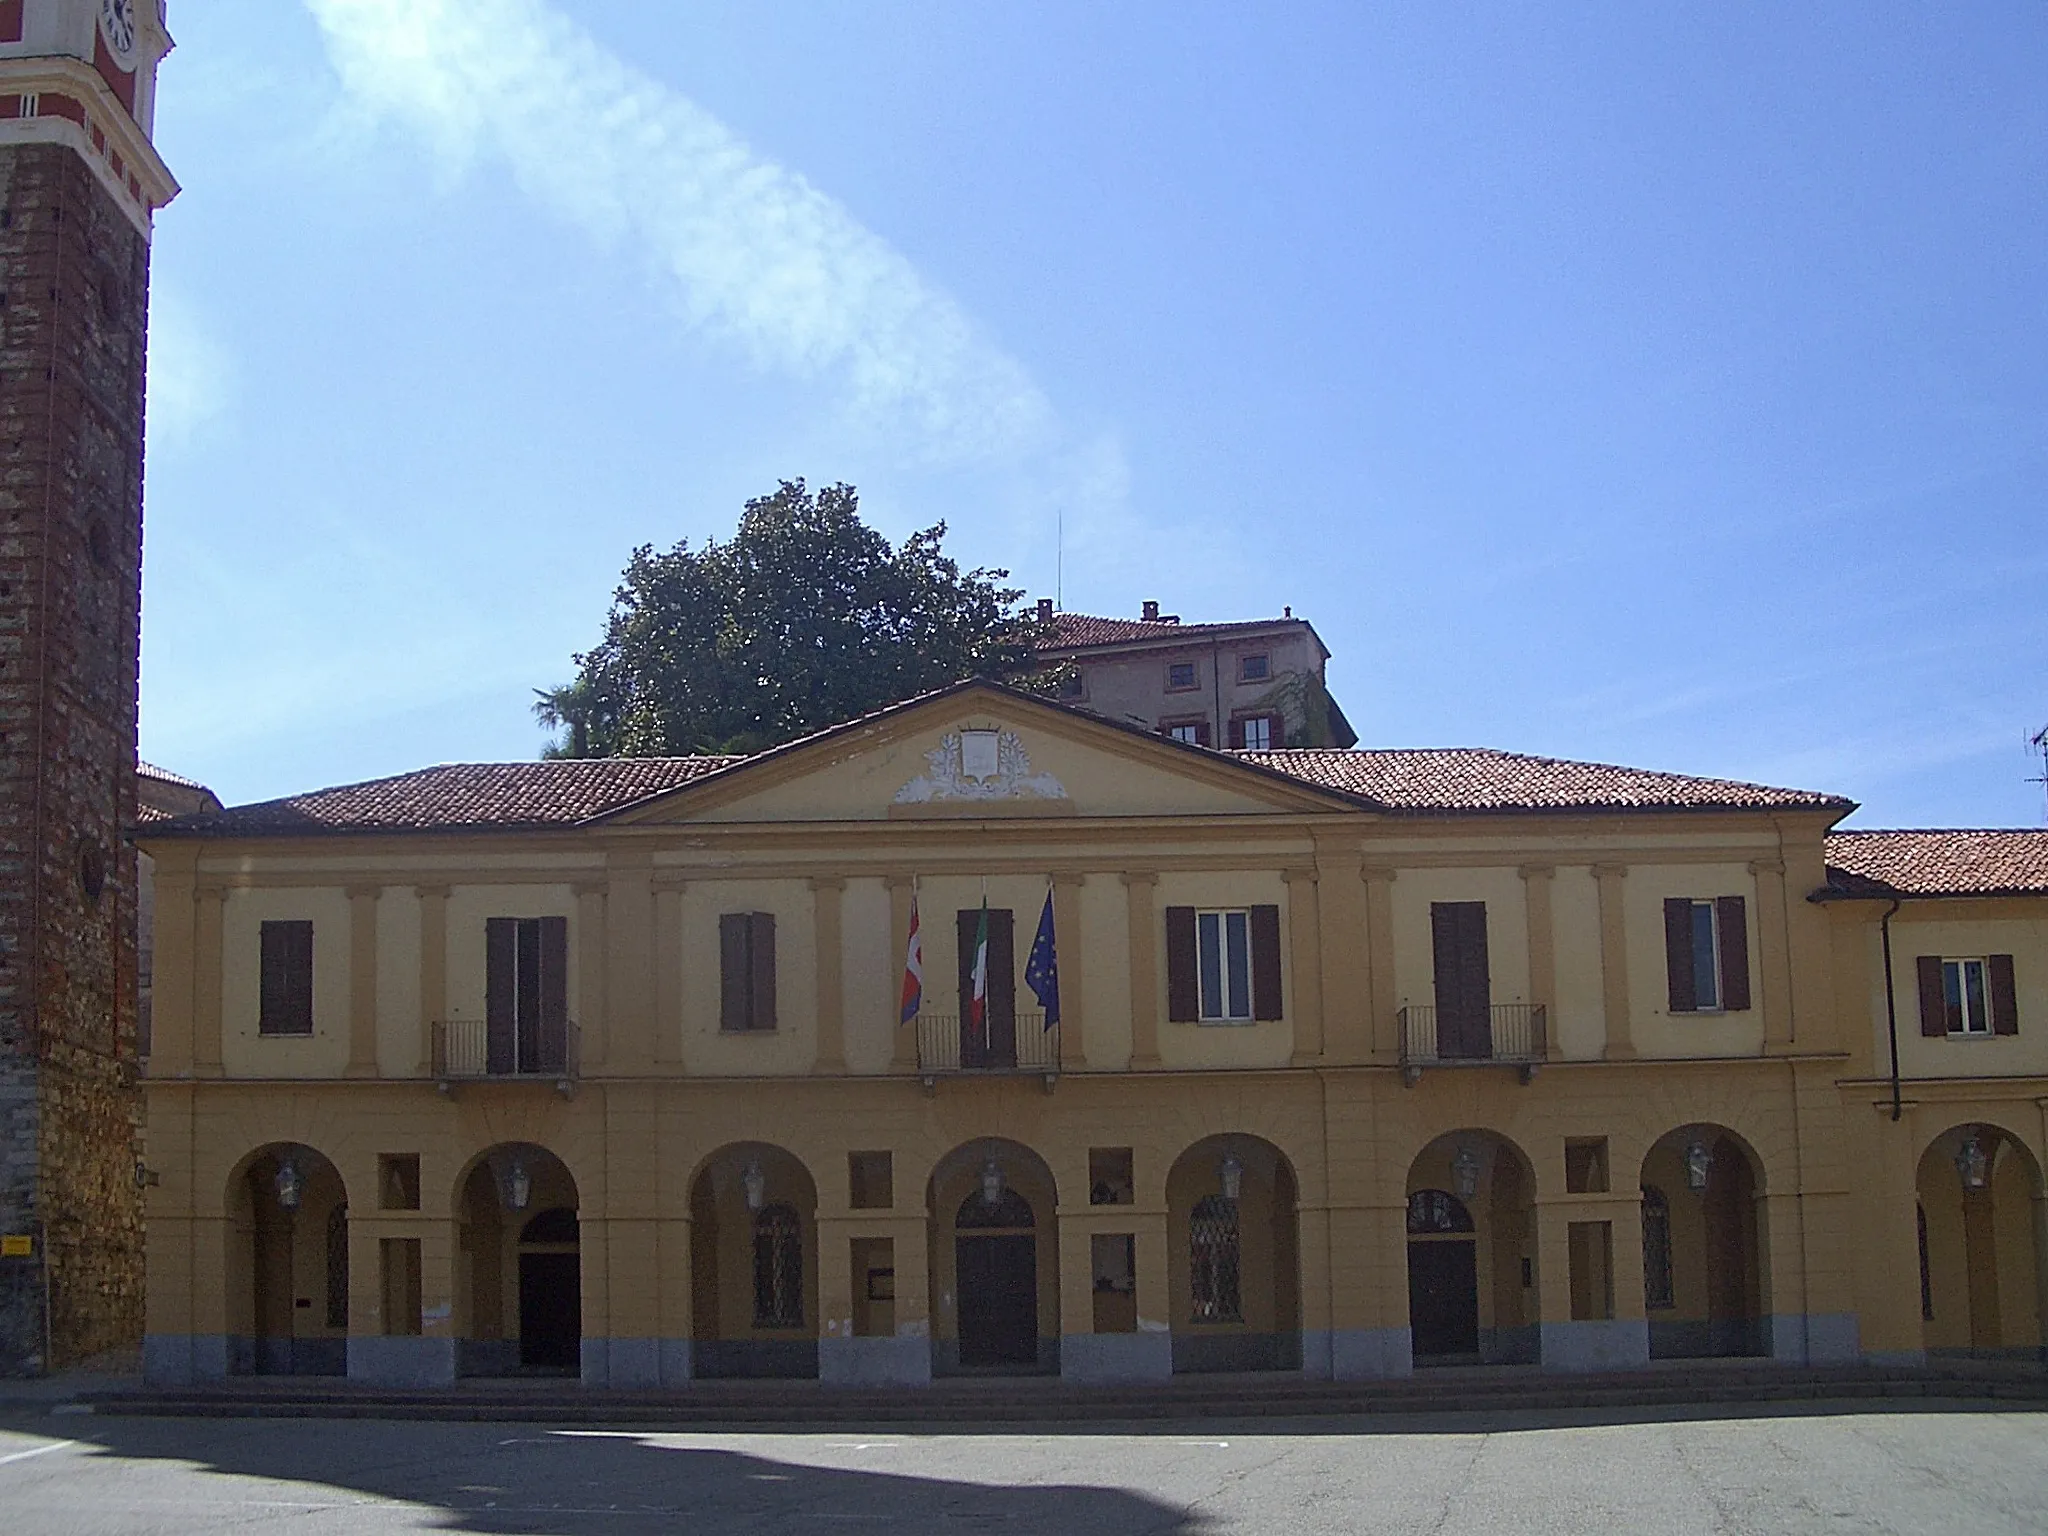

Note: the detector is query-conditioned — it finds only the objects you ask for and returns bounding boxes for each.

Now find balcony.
[1397,1003,1547,1085]
[432,1018,580,1095]
[915,1010,1060,1089]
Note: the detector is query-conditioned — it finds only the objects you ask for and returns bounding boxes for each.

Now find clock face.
[100,0,139,66]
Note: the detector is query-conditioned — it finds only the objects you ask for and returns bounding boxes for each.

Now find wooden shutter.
[515,918,544,1070]
[1716,896,1750,1011]
[260,920,313,1036]
[1989,954,2019,1036]
[749,912,778,1031]
[485,917,516,1072]
[1194,721,1212,748]
[259,922,288,1034]
[537,915,569,1070]
[1250,904,1283,1021]
[1165,906,1199,1022]
[1227,718,1245,749]
[987,908,1015,1061]
[1663,899,1695,1013]
[719,913,750,1032]
[285,923,314,1035]
[1916,955,1947,1037]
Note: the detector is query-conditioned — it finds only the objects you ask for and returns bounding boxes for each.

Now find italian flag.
[967,898,990,1034]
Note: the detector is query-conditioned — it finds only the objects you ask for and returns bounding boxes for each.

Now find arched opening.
[1641,1126,1768,1359]
[1405,1132,1538,1366]
[455,1144,580,1376]
[224,1143,349,1376]
[1917,1124,2044,1360]
[928,1140,1059,1375]
[689,1143,819,1379]
[1168,1134,1301,1374]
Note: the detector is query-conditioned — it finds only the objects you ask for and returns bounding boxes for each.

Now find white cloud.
[304,0,1058,468]
[143,287,232,449]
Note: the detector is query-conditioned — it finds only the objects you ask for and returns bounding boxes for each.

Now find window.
[1166,905,1283,1023]
[1238,653,1271,683]
[1641,1187,1673,1310]
[719,912,777,1032]
[258,920,314,1036]
[1166,660,1199,692]
[1916,954,2017,1037]
[1662,897,1751,1013]
[1161,718,1209,746]
[1230,714,1279,751]
[1197,909,1254,1022]
[752,1203,804,1327]
[1189,1194,1242,1322]
[485,916,569,1073]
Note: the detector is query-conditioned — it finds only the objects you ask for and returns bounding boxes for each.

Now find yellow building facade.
[136,683,2048,1387]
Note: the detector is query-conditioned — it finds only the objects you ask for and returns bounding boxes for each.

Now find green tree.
[536,480,1047,757]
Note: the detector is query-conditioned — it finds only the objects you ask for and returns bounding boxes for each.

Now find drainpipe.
[1880,898,1903,1122]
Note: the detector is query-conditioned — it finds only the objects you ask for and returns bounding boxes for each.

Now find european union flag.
[1024,887,1060,1028]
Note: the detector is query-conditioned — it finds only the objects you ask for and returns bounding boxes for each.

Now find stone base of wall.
[143,1333,230,1386]
[1650,1318,1771,1359]
[1539,1319,1649,1371]
[1772,1313,1861,1365]
[348,1337,456,1388]
[1170,1330,1302,1374]
[0,1250,45,1377]
[1325,1327,1413,1379]
[582,1337,693,1387]
[694,1338,820,1380]
[820,1334,933,1386]
[1060,1330,1171,1384]
[930,1336,1061,1376]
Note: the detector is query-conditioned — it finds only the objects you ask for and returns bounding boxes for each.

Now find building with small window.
[136,682,2048,1388]
[1032,600,1357,750]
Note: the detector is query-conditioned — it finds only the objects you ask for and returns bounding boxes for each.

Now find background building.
[1033,599,1357,749]
[0,0,176,1374]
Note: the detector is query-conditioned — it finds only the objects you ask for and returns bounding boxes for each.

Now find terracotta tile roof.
[1818,829,2048,899]
[1240,747,1852,815]
[138,760,207,790]
[149,757,742,837]
[136,802,174,823]
[1036,612,1305,651]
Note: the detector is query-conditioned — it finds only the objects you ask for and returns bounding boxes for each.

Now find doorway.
[517,1207,581,1371]
[1430,902,1492,1058]
[955,1188,1038,1367]
[1407,1188,1480,1360]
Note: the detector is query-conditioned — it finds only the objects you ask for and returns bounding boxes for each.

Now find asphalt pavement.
[0,1400,2041,1533]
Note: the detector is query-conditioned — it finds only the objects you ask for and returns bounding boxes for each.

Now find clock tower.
[0,0,174,1373]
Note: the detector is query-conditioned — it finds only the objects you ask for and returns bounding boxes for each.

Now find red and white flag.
[899,894,923,1025]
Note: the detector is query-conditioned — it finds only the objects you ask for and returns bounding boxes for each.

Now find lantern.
[1684,1138,1713,1194]
[980,1157,1006,1208]
[501,1153,532,1213]
[1451,1144,1481,1200]
[1218,1151,1245,1203]
[1954,1131,1990,1194]
[272,1153,303,1212]
[742,1157,767,1213]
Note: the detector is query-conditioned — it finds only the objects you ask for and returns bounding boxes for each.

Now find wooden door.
[519,1252,582,1370]
[1430,902,1492,1059]
[956,1234,1038,1366]
[1408,1240,1480,1358]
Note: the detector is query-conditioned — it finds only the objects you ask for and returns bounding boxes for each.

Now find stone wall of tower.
[0,139,148,1373]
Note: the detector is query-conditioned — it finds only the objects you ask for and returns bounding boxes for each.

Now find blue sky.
[139,1,2047,826]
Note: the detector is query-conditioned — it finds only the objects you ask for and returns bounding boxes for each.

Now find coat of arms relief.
[892,729,1069,804]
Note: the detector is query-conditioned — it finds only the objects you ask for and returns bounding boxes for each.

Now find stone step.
[91,1365,2048,1425]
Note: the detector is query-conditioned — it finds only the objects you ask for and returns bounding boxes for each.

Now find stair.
[88,1362,2048,1426]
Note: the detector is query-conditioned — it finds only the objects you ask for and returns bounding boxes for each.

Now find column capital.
[194,880,230,900]
[571,880,608,899]
[1120,870,1159,890]
[1282,865,1317,885]
[1518,862,1555,882]
[413,883,451,901]
[1591,862,1629,881]
[1747,858,1786,876]
[344,883,383,903]
[884,872,918,891]
[1049,870,1086,888]
[1360,865,1398,884]
[808,875,847,893]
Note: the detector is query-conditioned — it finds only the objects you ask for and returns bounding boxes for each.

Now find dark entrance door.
[956,1234,1037,1366]
[1408,1240,1480,1358]
[1430,901,1492,1059]
[519,1252,581,1369]
[956,908,1017,1067]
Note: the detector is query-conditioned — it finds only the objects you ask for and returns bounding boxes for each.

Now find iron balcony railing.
[1397,1003,1547,1084]
[915,1010,1060,1079]
[432,1018,580,1086]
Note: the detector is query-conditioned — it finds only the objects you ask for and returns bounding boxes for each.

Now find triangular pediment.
[603,683,1368,826]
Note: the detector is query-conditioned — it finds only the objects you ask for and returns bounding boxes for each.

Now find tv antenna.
[2031,723,2048,823]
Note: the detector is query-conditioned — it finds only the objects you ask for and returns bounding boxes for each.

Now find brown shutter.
[1165,906,1199,1022]
[286,922,314,1035]
[260,921,309,1036]
[719,913,749,1032]
[1227,717,1246,749]
[749,912,777,1032]
[486,917,516,1071]
[1193,722,1212,748]
[1716,896,1750,1012]
[1989,954,2019,1036]
[1250,904,1283,1021]
[1664,899,1695,1013]
[1916,955,1947,1037]
[537,915,569,1070]
[988,908,1015,1060]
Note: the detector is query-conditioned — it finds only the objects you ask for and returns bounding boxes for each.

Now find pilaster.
[573,882,608,1071]
[1123,871,1160,1068]
[1519,864,1558,1059]
[192,883,224,1077]
[1283,866,1322,1063]
[1592,863,1634,1061]
[1051,872,1086,1070]
[811,876,846,1072]
[605,850,656,1073]
[344,886,380,1078]
[414,885,448,1076]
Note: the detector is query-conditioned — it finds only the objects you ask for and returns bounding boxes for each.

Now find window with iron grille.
[1189,1194,1242,1323]
[753,1203,804,1328]
[1640,1187,1673,1310]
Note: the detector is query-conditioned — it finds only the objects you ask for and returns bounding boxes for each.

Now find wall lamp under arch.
[980,1157,1006,1208]
[272,1153,304,1212]
[1451,1144,1481,1201]
[498,1152,532,1213]
[1954,1130,1990,1194]
[1218,1151,1244,1202]
[742,1157,767,1213]
[1684,1138,1713,1194]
